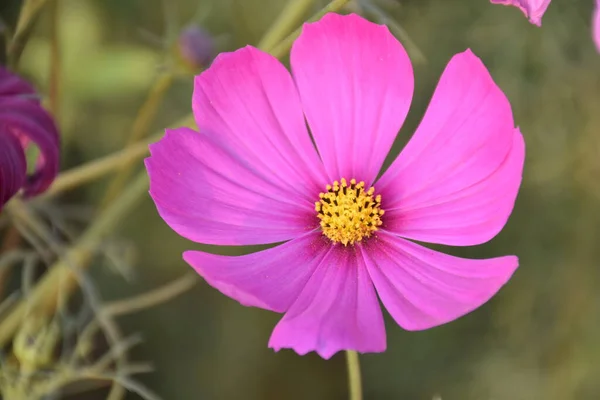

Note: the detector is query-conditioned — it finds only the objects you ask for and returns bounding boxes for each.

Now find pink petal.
[0,133,27,209]
[490,0,551,26]
[377,50,524,246]
[290,13,414,185]
[363,231,518,331]
[183,231,328,312]
[192,45,327,202]
[146,128,317,246]
[269,245,386,359]
[594,0,600,52]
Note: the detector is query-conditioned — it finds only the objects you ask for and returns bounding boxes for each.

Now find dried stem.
[0,172,149,346]
[103,273,197,317]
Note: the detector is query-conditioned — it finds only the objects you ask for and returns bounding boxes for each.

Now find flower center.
[315,178,384,246]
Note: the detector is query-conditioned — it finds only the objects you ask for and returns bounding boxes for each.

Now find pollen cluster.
[315,178,384,246]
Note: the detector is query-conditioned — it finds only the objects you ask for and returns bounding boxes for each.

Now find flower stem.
[257,0,316,52]
[346,350,363,400]
[8,0,51,68]
[98,71,175,211]
[42,115,195,198]
[102,273,197,317]
[269,0,351,59]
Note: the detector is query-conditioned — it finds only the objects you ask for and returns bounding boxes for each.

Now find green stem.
[41,115,195,198]
[269,0,351,59]
[257,0,316,52]
[8,0,51,68]
[346,350,363,400]
[102,273,197,317]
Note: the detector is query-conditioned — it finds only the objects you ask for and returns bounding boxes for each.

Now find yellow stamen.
[315,178,384,246]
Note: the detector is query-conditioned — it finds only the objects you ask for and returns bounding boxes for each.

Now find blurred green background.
[2,0,600,399]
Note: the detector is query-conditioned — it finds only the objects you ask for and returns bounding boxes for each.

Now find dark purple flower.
[0,67,59,209]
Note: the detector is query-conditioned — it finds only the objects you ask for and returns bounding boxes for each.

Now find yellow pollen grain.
[315,178,384,246]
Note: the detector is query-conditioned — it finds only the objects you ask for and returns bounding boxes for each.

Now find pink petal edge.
[363,231,519,331]
[183,231,329,313]
[290,13,414,185]
[377,49,524,247]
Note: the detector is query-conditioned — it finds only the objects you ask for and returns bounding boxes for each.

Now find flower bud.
[13,315,61,372]
[176,25,215,71]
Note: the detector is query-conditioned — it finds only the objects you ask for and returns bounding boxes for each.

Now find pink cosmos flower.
[0,67,59,210]
[490,0,551,26]
[146,13,525,359]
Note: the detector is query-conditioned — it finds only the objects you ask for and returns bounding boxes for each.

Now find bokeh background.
[2,0,600,399]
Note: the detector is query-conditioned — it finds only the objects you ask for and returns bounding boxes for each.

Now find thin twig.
[90,334,143,372]
[0,172,149,346]
[103,273,197,317]
[5,198,146,399]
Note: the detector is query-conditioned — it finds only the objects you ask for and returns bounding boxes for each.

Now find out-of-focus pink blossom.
[490,0,551,26]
